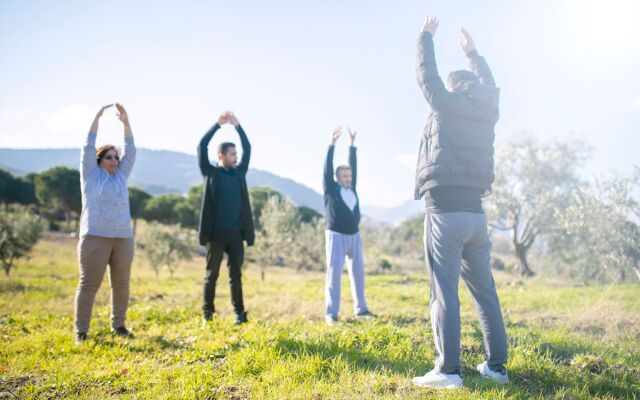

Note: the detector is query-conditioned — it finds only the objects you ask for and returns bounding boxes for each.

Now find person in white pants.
[323,127,374,325]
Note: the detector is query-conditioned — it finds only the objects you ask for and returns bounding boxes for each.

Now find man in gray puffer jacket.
[412,16,509,390]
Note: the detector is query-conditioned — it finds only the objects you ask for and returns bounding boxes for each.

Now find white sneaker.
[325,315,339,326]
[477,361,509,384]
[412,369,463,389]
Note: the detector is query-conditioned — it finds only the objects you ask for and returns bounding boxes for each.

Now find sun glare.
[566,0,640,55]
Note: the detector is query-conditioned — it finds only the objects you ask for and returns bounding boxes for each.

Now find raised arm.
[348,127,357,189]
[81,104,113,177]
[416,17,452,112]
[115,103,136,179]
[460,29,496,87]
[228,112,251,175]
[235,125,251,175]
[198,123,221,176]
[324,127,341,193]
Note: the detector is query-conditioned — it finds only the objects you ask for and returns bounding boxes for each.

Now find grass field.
[0,235,639,399]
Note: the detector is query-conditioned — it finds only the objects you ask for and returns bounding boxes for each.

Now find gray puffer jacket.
[414,31,499,200]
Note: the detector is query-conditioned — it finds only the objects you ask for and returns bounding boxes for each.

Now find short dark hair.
[96,145,118,165]
[447,70,478,90]
[218,142,236,155]
[335,165,351,178]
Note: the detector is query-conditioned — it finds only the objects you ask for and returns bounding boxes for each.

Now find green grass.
[0,235,638,399]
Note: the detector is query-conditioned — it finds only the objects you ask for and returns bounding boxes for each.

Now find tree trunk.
[65,210,72,233]
[515,245,535,276]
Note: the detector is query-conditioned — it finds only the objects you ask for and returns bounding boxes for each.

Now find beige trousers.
[74,235,134,333]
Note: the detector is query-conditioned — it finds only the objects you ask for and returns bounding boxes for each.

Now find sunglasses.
[103,155,120,161]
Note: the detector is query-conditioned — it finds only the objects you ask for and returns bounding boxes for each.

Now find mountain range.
[0,148,422,223]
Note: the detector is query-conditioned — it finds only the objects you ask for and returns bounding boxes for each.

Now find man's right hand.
[330,126,342,145]
[459,28,476,55]
[421,16,439,36]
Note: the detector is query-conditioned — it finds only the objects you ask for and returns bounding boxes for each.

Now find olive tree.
[555,170,639,283]
[249,187,283,230]
[0,207,46,276]
[253,195,300,269]
[292,216,325,271]
[139,222,196,277]
[251,195,326,276]
[485,135,588,276]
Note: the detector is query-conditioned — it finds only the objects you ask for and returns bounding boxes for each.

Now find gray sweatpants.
[424,212,508,374]
[325,230,369,318]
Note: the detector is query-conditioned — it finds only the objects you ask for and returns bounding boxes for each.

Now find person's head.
[218,142,237,169]
[447,69,478,91]
[335,165,352,188]
[96,145,119,175]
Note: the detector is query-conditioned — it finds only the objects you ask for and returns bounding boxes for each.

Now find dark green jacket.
[414,31,499,200]
[197,123,255,247]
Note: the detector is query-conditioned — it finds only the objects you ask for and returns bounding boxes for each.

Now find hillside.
[0,148,323,212]
[0,148,422,222]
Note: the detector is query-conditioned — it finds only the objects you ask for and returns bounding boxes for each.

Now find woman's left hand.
[115,103,129,125]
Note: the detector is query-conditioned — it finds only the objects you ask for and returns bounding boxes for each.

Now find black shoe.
[74,332,88,344]
[355,310,376,320]
[112,326,134,338]
[234,311,248,325]
[203,308,215,321]
[202,314,215,328]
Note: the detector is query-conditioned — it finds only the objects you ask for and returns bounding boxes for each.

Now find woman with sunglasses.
[74,103,136,344]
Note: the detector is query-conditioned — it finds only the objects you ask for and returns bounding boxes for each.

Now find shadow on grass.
[465,331,639,398]
[0,374,36,395]
[273,336,638,398]
[385,315,429,327]
[0,280,69,302]
[377,276,428,287]
[273,324,638,398]
[464,362,639,399]
[149,335,193,351]
[274,336,419,376]
[85,332,192,355]
[0,280,26,294]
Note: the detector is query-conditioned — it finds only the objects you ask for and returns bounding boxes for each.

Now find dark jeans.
[203,228,245,318]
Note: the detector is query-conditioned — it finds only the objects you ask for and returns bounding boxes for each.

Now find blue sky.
[1,0,639,207]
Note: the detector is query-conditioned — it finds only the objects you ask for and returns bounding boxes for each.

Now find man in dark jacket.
[412,17,508,389]
[198,111,254,325]
[323,126,374,326]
